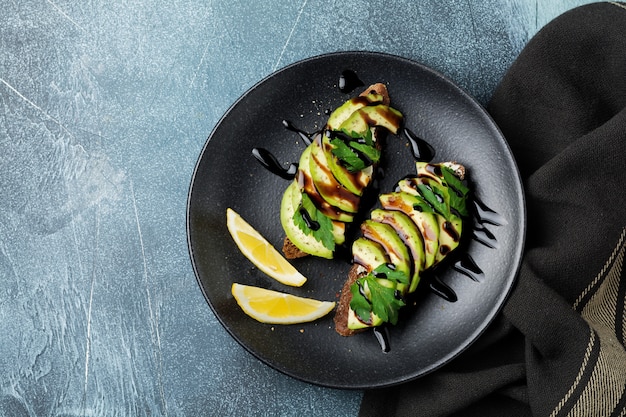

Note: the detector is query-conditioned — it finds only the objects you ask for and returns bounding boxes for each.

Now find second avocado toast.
[334,160,470,336]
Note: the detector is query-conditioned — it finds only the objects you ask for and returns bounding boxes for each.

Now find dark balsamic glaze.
[338,70,364,93]
[373,326,391,353]
[404,128,436,162]
[299,208,320,231]
[429,275,458,302]
[453,253,484,282]
[470,196,505,249]
[282,119,313,146]
[472,225,499,249]
[473,197,507,226]
[251,148,298,180]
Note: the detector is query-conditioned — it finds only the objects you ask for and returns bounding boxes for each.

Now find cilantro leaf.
[315,211,336,250]
[360,128,374,147]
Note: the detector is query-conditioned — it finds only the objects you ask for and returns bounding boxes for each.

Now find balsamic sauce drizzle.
[472,225,499,249]
[282,119,313,146]
[429,275,458,303]
[251,147,298,180]
[453,253,484,282]
[373,327,391,353]
[403,128,436,162]
[250,70,509,353]
[473,198,508,226]
[338,69,364,93]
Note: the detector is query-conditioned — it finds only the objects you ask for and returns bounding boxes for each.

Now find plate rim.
[186,50,527,389]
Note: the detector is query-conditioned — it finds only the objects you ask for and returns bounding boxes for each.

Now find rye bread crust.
[333,264,368,336]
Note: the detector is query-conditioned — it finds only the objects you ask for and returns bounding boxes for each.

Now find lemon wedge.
[231,283,336,324]
[226,208,307,287]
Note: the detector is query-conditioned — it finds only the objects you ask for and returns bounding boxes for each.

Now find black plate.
[187,51,525,389]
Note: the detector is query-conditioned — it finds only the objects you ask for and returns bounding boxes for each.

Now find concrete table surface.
[0,1,598,416]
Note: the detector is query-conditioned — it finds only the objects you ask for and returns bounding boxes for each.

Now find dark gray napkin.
[359,3,626,416]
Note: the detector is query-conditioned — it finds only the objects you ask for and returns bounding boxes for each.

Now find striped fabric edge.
[552,227,626,417]
[609,2,626,11]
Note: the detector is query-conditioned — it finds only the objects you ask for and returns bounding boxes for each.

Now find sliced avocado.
[394,180,436,212]
[415,162,447,185]
[339,104,403,137]
[297,146,354,222]
[399,173,453,221]
[395,177,420,196]
[370,209,425,293]
[414,176,452,218]
[379,192,440,269]
[327,94,383,131]
[352,237,390,272]
[332,221,346,245]
[308,137,361,214]
[414,162,472,220]
[347,301,383,330]
[322,133,372,196]
[360,220,411,293]
[280,181,333,259]
[434,215,463,264]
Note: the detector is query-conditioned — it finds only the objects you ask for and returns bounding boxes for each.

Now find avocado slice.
[308,137,361,214]
[415,162,447,185]
[322,133,373,196]
[339,104,403,137]
[352,237,389,272]
[360,220,411,293]
[370,208,425,293]
[434,215,463,264]
[345,238,393,331]
[280,181,333,259]
[414,176,452,219]
[378,192,440,269]
[327,93,384,131]
[347,307,383,331]
[297,146,354,223]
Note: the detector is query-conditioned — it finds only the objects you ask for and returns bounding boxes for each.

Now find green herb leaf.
[292,192,336,252]
[366,276,405,325]
[349,271,407,325]
[361,128,374,146]
[315,210,336,250]
[417,180,450,219]
[441,167,470,217]
[372,263,410,285]
[330,138,367,172]
[349,282,372,324]
[349,141,380,165]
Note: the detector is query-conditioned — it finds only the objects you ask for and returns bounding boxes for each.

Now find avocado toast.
[334,161,470,336]
[281,84,403,259]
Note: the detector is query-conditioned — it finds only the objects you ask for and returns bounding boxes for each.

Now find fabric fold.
[359,2,626,416]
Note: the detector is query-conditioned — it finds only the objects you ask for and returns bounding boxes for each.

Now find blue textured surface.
[0,1,597,416]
